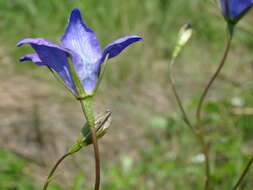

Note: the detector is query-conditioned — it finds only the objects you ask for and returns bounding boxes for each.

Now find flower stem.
[79,97,100,190]
[231,156,253,190]
[195,30,233,190]
[169,57,210,190]
[196,36,233,126]
[196,131,210,190]
[43,152,72,190]
[168,59,194,131]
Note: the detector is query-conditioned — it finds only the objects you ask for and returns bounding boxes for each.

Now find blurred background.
[0,0,253,189]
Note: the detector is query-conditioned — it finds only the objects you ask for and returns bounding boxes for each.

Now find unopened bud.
[82,109,112,146]
[172,23,192,59]
[68,110,112,153]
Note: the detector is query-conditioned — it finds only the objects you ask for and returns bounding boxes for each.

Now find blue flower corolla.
[17,8,142,95]
[220,0,253,23]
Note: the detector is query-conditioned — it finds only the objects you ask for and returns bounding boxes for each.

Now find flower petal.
[20,53,44,66]
[221,0,253,21]
[60,8,101,61]
[17,38,76,93]
[102,35,142,61]
[69,53,98,93]
[60,8,102,93]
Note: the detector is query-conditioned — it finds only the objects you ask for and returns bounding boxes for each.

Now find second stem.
[196,32,233,190]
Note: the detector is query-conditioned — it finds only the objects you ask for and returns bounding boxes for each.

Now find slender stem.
[168,60,194,131]
[231,156,253,190]
[90,126,100,190]
[79,98,100,190]
[204,148,210,190]
[195,30,233,190]
[196,36,233,125]
[197,132,210,190]
[169,57,210,190]
[43,152,72,190]
[169,57,211,189]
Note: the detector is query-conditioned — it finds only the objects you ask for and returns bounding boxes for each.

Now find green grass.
[0,150,63,190]
[0,151,37,190]
[1,0,253,189]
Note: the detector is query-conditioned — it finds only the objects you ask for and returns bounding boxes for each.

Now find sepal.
[68,110,112,154]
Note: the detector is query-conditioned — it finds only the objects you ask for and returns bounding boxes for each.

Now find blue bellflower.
[17,8,142,95]
[220,0,253,24]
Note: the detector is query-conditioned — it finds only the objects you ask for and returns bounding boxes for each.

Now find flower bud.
[172,24,193,59]
[68,110,112,153]
[82,109,112,146]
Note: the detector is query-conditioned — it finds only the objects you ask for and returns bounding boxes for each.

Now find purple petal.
[60,8,102,93]
[69,53,99,93]
[102,35,142,61]
[17,38,76,94]
[220,0,253,21]
[20,53,44,66]
[60,8,101,60]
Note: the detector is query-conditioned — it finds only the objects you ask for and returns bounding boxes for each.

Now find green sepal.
[227,22,235,37]
[67,110,112,154]
[92,54,109,95]
[66,57,86,97]
[68,135,84,154]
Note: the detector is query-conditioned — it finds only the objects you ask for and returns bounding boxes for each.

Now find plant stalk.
[43,152,72,190]
[168,59,194,131]
[79,97,100,190]
[231,156,253,190]
[196,36,233,126]
[169,57,210,190]
[195,31,233,190]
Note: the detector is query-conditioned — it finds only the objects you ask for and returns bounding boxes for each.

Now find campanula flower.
[17,8,142,95]
[220,0,253,24]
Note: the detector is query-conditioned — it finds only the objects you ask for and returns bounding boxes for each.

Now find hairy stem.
[43,152,72,190]
[231,156,253,190]
[80,97,100,190]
